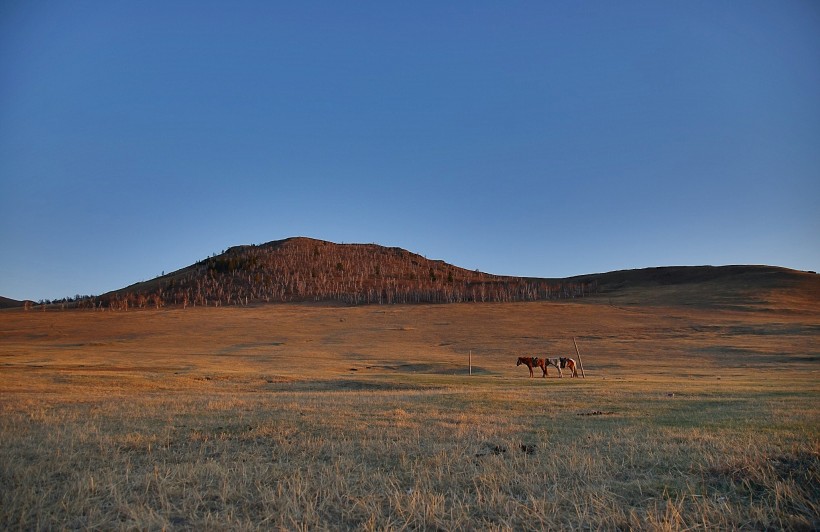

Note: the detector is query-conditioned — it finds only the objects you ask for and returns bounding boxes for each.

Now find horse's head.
[516,357,522,366]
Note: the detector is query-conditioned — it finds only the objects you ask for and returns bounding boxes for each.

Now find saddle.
[532,357,539,365]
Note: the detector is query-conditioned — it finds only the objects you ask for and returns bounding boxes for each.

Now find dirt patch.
[475,442,538,457]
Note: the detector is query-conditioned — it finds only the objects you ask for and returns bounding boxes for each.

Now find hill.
[0,296,23,309]
[570,265,820,311]
[96,237,595,309]
[22,237,817,311]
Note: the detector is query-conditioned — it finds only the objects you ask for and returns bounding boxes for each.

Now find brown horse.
[517,356,547,378]
[559,357,579,378]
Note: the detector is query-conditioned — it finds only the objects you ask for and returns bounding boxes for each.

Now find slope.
[569,265,820,311]
[0,296,23,309]
[98,237,594,309]
[25,237,817,311]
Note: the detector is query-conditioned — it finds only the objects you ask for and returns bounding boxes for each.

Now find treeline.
[40,238,597,310]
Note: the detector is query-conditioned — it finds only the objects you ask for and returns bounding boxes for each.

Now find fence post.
[573,337,586,378]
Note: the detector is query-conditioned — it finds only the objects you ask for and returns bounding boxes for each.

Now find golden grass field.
[1,296,818,530]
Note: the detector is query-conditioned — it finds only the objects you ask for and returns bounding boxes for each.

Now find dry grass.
[1,301,818,530]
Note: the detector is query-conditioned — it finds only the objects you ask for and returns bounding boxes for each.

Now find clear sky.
[1,1,818,301]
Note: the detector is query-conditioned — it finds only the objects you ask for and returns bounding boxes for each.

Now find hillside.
[96,237,595,309]
[571,265,820,311]
[0,296,23,309]
[18,237,817,311]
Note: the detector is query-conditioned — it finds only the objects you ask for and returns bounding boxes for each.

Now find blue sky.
[1,1,818,301]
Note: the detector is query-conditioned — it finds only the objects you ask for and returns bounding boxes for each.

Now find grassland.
[1,299,818,530]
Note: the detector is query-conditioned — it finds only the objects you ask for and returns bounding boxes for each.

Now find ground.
[1,301,818,529]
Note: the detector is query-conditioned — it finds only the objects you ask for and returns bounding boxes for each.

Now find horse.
[516,356,548,378]
[543,357,564,377]
[559,357,579,378]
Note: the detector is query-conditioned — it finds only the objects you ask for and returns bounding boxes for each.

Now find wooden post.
[573,337,586,378]
[469,350,472,376]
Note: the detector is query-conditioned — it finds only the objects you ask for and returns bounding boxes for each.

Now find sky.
[1,1,819,302]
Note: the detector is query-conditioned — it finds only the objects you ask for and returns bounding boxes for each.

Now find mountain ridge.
[98,236,598,309]
[4,237,817,310]
[0,296,24,309]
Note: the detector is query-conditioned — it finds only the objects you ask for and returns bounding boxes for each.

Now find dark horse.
[516,356,548,378]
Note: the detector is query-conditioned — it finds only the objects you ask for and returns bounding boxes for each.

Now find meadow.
[1,299,818,530]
